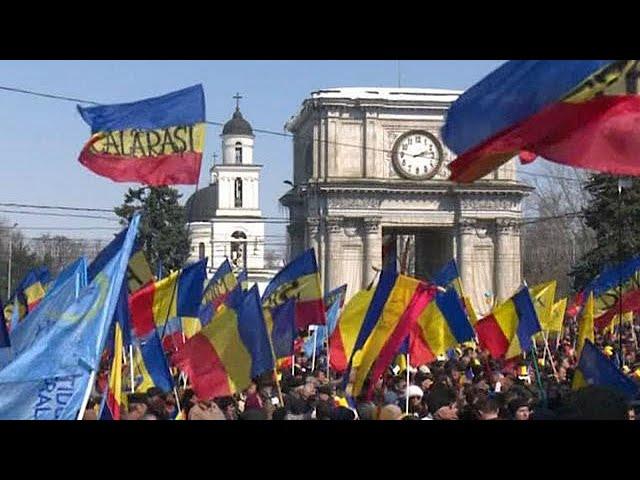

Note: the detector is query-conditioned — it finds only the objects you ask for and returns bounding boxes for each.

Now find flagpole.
[311,328,317,372]
[77,370,97,420]
[129,345,135,393]
[405,353,410,415]
[326,326,331,381]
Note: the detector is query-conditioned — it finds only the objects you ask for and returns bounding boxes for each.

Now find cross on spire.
[233,92,243,111]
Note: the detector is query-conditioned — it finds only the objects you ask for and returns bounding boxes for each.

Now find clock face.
[391,130,444,180]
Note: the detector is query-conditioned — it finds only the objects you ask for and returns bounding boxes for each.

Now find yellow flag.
[572,293,595,390]
[547,298,567,332]
[529,281,556,331]
[575,293,595,360]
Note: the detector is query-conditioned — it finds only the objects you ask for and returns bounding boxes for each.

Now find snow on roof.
[285,87,463,131]
[309,87,462,102]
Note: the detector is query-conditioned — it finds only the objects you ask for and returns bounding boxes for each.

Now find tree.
[0,219,41,298]
[521,163,593,297]
[114,186,190,273]
[570,174,640,291]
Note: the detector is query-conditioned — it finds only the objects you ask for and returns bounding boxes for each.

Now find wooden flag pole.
[542,331,558,379]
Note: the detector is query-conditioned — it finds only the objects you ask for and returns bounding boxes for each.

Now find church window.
[198,242,205,260]
[230,231,247,269]
[234,177,243,207]
[235,142,242,164]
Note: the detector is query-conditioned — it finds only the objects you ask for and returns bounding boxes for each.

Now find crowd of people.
[82,318,640,421]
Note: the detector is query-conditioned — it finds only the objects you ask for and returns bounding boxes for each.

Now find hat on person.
[406,385,424,399]
[418,365,431,374]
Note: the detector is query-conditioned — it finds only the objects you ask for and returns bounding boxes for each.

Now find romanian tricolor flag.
[573,339,638,399]
[593,288,640,332]
[474,286,541,359]
[262,249,325,331]
[129,259,206,351]
[174,285,274,400]
[100,323,125,420]
[203,259,238,310]
[444,60,640,182]
[568,255,640,317]
[350,270,436,397]
[328,288,375,373]
[3,266,50,326]
[433,260,478,324]
[77,85,205,186]
[409,287,475,366]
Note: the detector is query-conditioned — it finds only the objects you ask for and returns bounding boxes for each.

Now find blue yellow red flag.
[77,85,205,185]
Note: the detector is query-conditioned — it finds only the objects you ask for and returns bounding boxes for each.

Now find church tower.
[186,94,276,291]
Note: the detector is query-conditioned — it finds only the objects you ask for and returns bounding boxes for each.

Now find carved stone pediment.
[327,195,382,209]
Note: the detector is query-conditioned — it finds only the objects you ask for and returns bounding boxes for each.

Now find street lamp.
[7,222,18,298]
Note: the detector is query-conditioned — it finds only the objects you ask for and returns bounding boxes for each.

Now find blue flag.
[271,299,296,359]
[0,214,140,420]
[46,257,87,298]
[303,298,342,357]
[1,263,86,369]
[577,339,639,400]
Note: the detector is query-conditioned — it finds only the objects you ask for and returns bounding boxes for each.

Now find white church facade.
[186,97,278,292]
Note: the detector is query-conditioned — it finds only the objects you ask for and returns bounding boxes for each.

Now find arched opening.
[235,142,242,164]
[230,231,247,269]
[198,242,205,261]
[234,177,243,208]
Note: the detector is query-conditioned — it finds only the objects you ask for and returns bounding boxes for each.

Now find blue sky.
[0,60,508,251]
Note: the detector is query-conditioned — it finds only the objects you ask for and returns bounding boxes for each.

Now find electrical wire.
[0,82,592,184]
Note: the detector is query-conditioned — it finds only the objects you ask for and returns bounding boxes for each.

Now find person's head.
[330,406,357,421]
[246,382,258,396]
[477,397,500,420]
[428,386,458,420]
[378,404,403,420]
[356,401,376,421]
[317,384,332,403]
[314,400,333,420]
[628,407,637,421]
[126,393,148,420]
[509,398,531,420]
[215,396,237,420]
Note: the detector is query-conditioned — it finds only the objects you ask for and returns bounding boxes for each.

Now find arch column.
[457,218,477,295]
[495,218,520,302]
[325,216,343,292]
[363,217,382,288]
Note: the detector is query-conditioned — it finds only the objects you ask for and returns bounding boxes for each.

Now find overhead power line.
[0,82,591,184]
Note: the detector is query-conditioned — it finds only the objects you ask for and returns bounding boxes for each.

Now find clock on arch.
[391,130,444,180]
